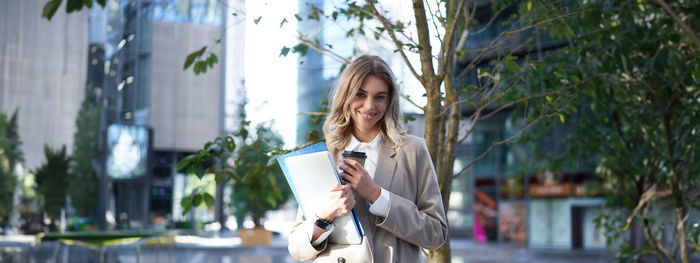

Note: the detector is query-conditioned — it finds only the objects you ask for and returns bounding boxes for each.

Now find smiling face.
[349,76,390,141]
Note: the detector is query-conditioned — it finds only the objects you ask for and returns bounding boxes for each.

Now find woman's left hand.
[339,159,381,203]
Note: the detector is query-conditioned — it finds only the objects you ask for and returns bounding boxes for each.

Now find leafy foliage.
[176,133,236,215]
[230,121,290,227]
[68,86,100,217]
[183,45,219,75]
[513,0,700,261]
[0,113,17,222]
[42,0,107,21]
[177,110,291,227]
[34,145,71,220]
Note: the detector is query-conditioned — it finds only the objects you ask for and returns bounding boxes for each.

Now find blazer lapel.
[374,142,397,191]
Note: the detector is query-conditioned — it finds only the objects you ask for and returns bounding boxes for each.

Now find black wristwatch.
[314,217,333,230]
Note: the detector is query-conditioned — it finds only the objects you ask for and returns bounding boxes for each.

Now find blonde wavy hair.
[323,54,406,151]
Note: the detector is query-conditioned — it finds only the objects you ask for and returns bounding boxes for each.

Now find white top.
[307,133,392,246]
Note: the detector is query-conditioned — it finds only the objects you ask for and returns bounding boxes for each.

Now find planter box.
[239,227,272,246]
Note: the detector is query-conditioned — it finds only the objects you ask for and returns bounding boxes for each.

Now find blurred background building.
[0,0,245,231]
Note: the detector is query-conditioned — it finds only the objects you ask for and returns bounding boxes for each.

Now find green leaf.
[279,17,288,28]
[176,155,196,172]
[332,11,338,20]
[225,170,238,181]
[505,57,519,72]
[83,0,93,8]
[570,75,581,83]
[294,14,303,21]
[546,96,553,102]
[192,194,203,206]
[95,0,106,7]
[239,128,248,139]
[204,141,214,151]
[181,197,192,215]
[66,0,83,13]
[188,162,204,178]
[184,46,207,70]
[265,194,277,207]
[254,16,262,24]
[692,65,700,82]
[279,46,290,57]
[292,43,309,56]
[194,61,208,75]
[558,113,565,123]
[203,193,215,208]
[42,0,63,21]
[225,136,236,152]
[206,55,214,67]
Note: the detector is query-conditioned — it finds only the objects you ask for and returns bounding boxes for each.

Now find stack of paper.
[277,142,364,245]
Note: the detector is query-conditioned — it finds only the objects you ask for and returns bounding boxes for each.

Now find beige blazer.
[288,135,448,263]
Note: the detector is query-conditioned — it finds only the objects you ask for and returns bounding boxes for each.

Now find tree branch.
[457,10,579,79]
[455,0,482,53]
[438,0,466,80]
[424,0,445,47]
[400,93,425,111]
[642,202,677,263]
[410,0,436,81]
[654,0,700,48]
[365,0,422,82]
[298,34,350,64]
[454,95,570,176]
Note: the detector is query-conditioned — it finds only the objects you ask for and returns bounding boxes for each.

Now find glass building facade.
[87,0,223,230]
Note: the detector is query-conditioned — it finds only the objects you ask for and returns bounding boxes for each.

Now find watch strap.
[314,218,333,230]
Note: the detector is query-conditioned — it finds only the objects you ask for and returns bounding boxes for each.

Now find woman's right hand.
[316,184,356,222]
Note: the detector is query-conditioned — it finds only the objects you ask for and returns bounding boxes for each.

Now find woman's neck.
[352,127,380,143]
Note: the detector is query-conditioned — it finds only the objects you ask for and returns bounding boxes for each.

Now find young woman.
[288,55,448,263]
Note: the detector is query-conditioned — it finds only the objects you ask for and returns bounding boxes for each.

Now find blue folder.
[277,142,364,244]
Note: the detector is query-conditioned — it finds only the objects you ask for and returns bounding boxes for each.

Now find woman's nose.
[363,97,374,109]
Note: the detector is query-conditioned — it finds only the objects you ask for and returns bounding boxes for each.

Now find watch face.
[315,219,331,229]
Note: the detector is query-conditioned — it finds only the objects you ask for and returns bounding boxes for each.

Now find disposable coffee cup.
[342,150,367,166]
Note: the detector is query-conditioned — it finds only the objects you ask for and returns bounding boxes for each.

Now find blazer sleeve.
[288,209,328,261]
[375,138,448,250]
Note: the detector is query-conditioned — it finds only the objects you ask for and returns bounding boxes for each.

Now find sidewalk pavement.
[0,233,618,263]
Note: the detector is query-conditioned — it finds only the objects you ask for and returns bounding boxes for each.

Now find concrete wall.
[150,21,220,152]
[0,0,89,170]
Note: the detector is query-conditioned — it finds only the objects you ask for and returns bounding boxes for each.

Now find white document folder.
[277,142,364,245]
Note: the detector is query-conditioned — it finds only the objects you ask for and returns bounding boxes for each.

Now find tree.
[5,110,24,172]
[68,86,100,217]
[0,113,16,223]
[513,0,700,262]
[230,121,290,227]
[34,145,71,220]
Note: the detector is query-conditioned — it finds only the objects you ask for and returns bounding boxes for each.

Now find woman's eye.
[376,95,386,100]
[356,93,366,97]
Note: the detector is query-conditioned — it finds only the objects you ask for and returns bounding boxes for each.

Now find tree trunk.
[641,204,674,263]
[675,204,689,263]
[424,80,443,168]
